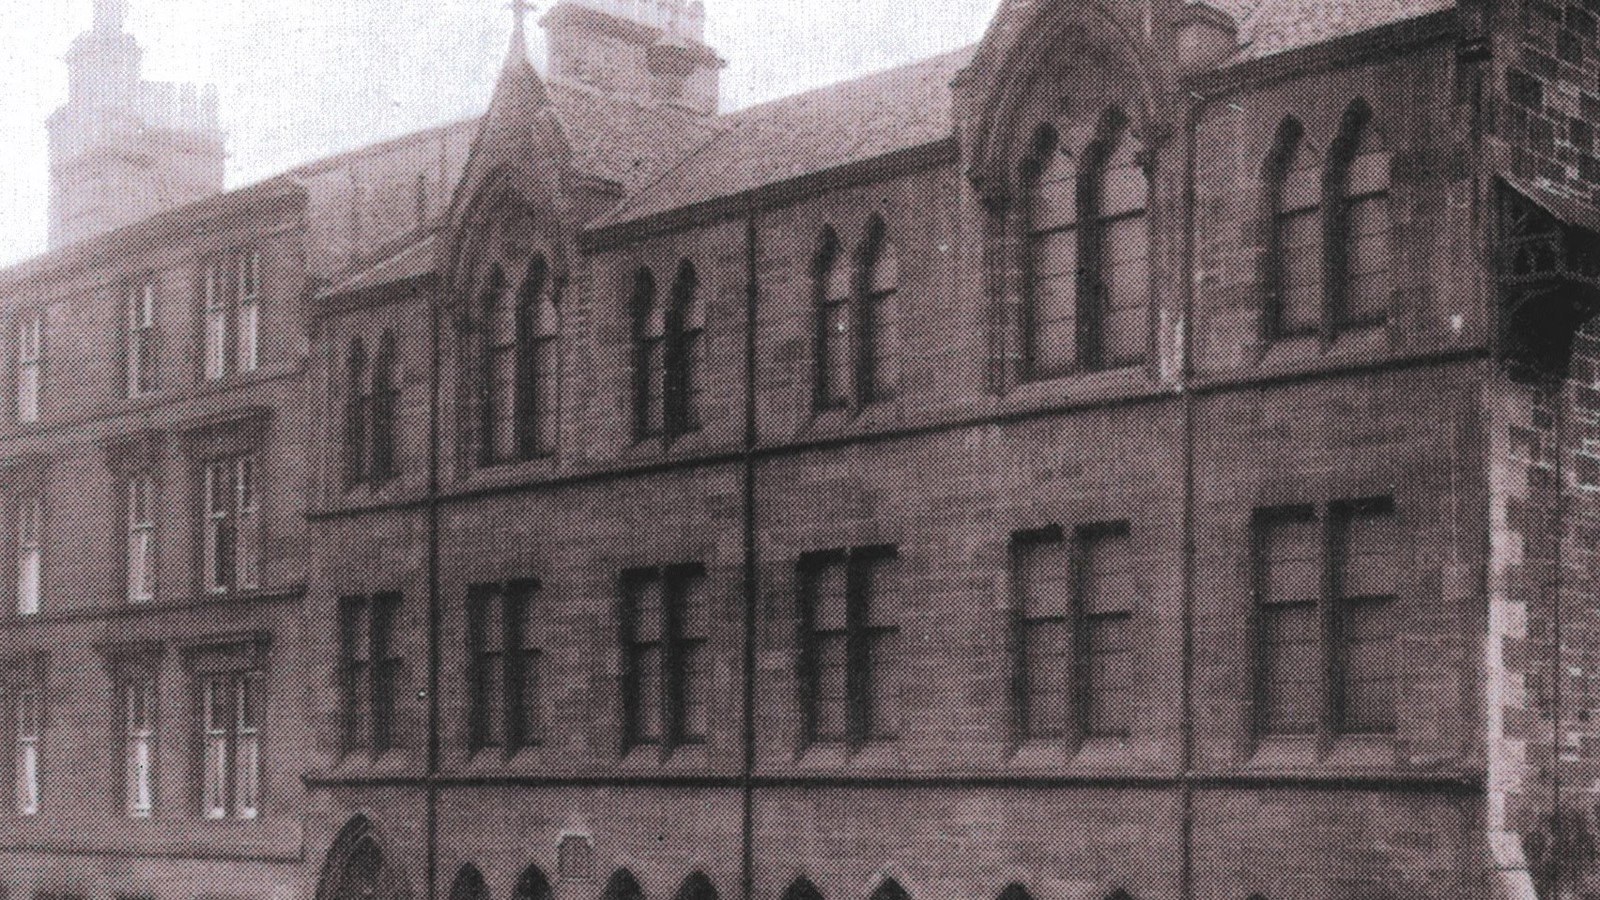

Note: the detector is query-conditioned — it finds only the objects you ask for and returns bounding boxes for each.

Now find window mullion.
[1317,506,1337,754]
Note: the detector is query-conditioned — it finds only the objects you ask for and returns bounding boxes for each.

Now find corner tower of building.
[46,0,225,249]
[540,0,726,115]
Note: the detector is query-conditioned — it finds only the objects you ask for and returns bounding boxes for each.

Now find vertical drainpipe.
[740,190,760,900]
[427,277,445,900]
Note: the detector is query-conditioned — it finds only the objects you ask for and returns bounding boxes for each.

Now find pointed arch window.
[813,228,851,411]
[632,269,664,441]
[781,878,823,900]
[603,870,644,900]
[343,339,370,490]
[515,867,552,900]
[664,261,704,438]
[479,265,519,466]
[868,879,910,900]
[673,873,717,900]
[316,818,405,900]
[1021,108,1150,379]
[1263,117,1322,338]
[520,256,560,459]
[1326,99,1391,329]
[449,866,490,900]
[857,218,899,404]
[370,331,398,482]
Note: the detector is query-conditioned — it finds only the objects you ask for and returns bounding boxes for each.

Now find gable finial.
[509,0,537,53]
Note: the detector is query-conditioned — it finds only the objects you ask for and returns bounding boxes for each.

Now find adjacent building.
[3,1,1600,899]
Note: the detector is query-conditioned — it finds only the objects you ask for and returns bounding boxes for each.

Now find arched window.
[1077,107,1149,371]
[868,878,909,900]
[1263,117,1321,339]
[316,817,405,900]
[518,256,559,459]
[672,872,717,900]
[450,865,490,900]
[664,261,703,438]
[781,877,823,900]
[857,217,899,404]
[1325,98,1391,329]
[632,268,663,441]
[604,870,645,900]
[343,338,369,490]
[370,331,398,483]
[477,265,515,466]
[814,227,850,411]
[514,866,552,900]
[1021,123,1077,379]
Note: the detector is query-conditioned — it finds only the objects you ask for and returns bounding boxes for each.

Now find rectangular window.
[201,673,260,819]
[16,495,41,616]
[15,688,38,816]
[1332,499,1397,735]
[237,252,260,373]
[123,679,155,817]
[798,547,898,748]
[1011,529,1070,740]
[16,314,41,424]
[465,581,540,754]
[1253,507,1320,737]
[127,475,155,604]
[1077,524,1135,739]
[1252,498,1400,742]
[467,584,506,752]
[620,566,705,753]
[203,457,260,595]
[128,281,156,397]
[203,264,227,381]
[341,593,401,754]
[503,581,540,751]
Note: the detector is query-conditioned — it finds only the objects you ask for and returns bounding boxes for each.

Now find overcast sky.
[0,0,1002,267]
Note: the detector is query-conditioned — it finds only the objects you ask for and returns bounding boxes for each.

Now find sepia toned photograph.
[0,0,1585,898]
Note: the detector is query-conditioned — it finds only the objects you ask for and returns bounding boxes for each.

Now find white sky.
[0,0,1002,267]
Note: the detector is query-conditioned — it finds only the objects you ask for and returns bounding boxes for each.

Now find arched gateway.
[317,817,409,900]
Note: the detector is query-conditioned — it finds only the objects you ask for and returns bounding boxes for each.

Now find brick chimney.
[540,0,726,116]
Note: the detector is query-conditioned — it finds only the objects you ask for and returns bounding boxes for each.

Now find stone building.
[3,1,1600,899]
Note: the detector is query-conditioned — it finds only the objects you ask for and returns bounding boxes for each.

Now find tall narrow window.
[237,251,261,373]
[631,269,663,441]
[1011,528,1070,740]
[203,264,227,381]
[341,593,401,755]
[664,261,703,438]
[665,567,710,747]
[201,673,260,819]
[856,218,899,404]
[370,332,398,482]
[1253,506,1320,737]
[1077,524,1135,739]
[1263,117,1322,338]
[814,228,850,411]
[1326,100,1391,329]
[1022,125,1080,378]
[16,313,41,424]
[16,495,41,616]
[467,581,540,754]
[467,584,506,752]
[480,265,517,466]
[1332,498,1397,734]
[127,474,155,604]
[620,571,664,749]
[1078,107,1149,371]
[123,678,155,817]
[15,687,38,815]
[518,256,559,459]
[797,547,899,749]
[343,339,370,489]
[128,280,156,397]
[203,457,261,595]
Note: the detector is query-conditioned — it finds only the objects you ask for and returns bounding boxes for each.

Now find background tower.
[46,0,225,249]
[540,0,725,115]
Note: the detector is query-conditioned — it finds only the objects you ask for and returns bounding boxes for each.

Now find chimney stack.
[541,0,726,116]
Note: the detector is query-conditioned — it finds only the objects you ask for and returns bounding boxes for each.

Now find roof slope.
[1236,0,1454,59]
[599,44,977,228]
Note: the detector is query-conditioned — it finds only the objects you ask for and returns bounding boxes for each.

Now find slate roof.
[596,44,977,228]
[1234,0,1455,59]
